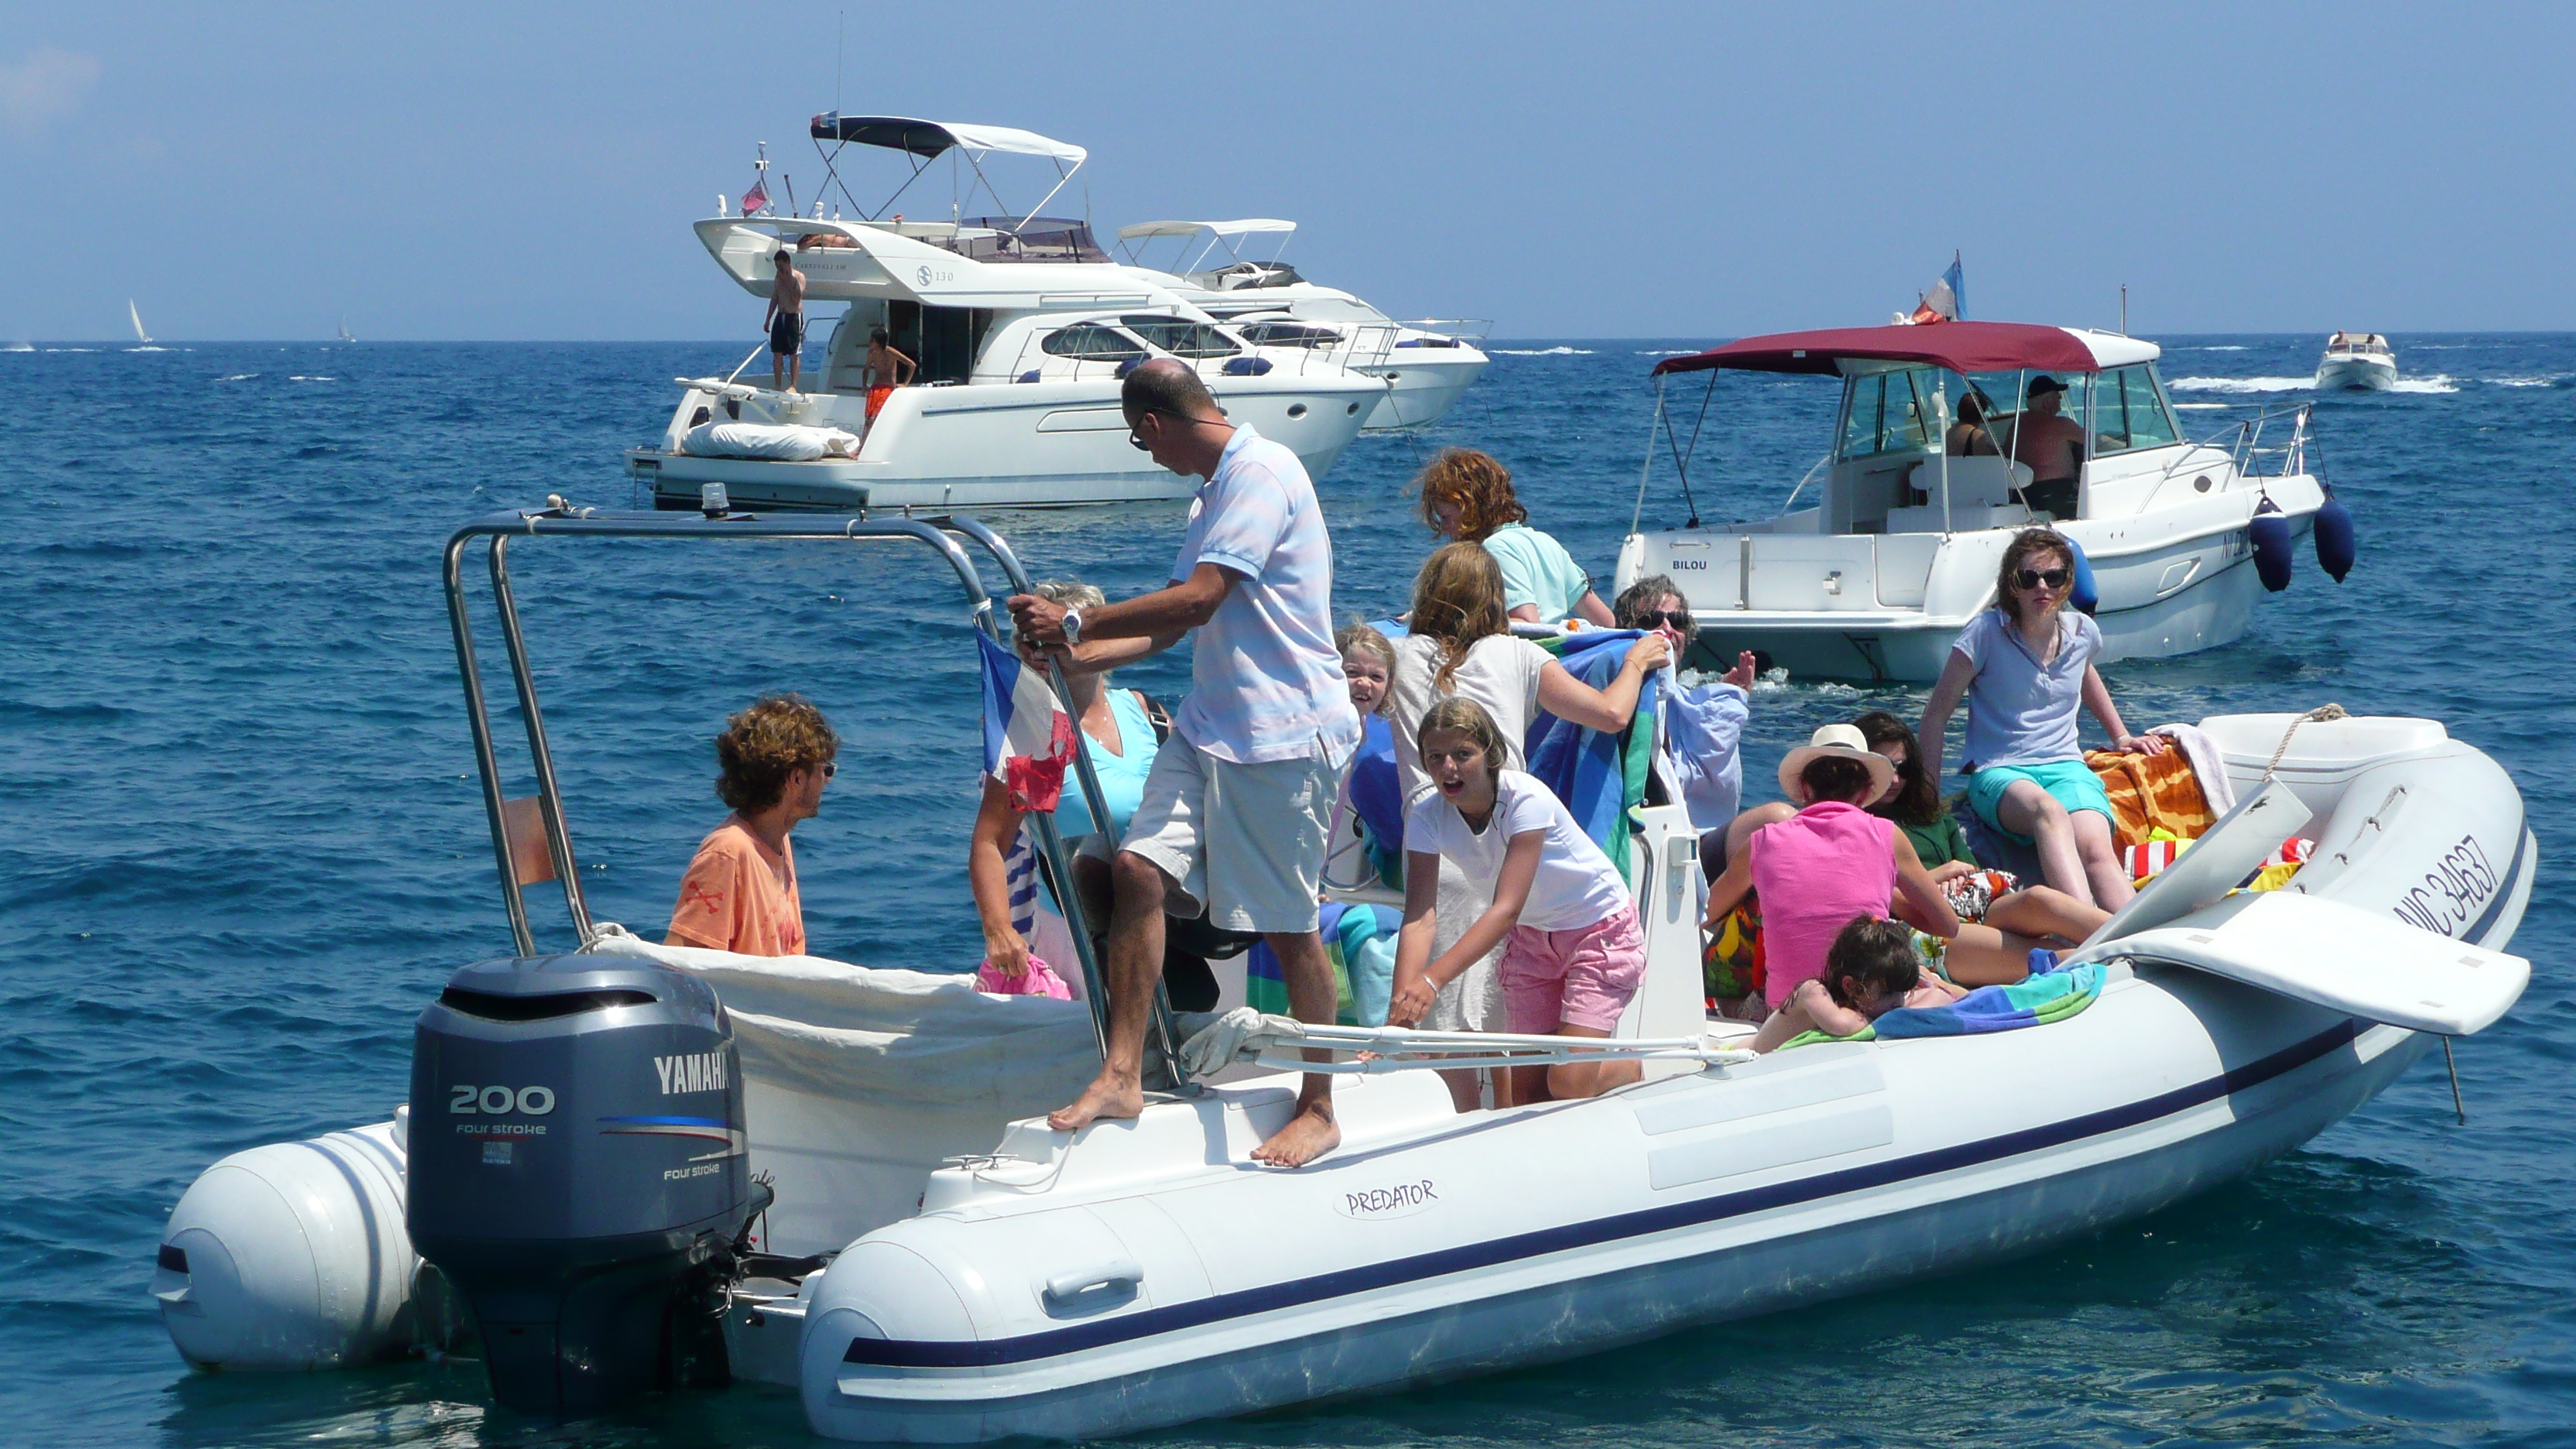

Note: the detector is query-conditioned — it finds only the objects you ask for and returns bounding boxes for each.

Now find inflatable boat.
[155,509,2533,1443]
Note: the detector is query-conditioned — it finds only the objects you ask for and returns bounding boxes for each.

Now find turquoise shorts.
[1967,759,2114,845]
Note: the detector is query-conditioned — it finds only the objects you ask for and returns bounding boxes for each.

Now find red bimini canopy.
[1650,321,2102,379]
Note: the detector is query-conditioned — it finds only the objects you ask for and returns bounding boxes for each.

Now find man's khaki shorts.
[1118,737,1338,934]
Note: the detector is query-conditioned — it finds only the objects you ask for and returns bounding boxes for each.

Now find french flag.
[978,632,1076,814]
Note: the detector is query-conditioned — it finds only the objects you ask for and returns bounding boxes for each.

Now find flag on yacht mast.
[1902,253,1965,325]
[1943,252,1966,320]
[739,180,769,215]
[978,632,1076,813]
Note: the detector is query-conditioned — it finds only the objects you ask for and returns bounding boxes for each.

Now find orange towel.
[2087,748,2215,849]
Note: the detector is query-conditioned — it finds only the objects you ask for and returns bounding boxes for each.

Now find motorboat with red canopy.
[1613,319,2342,681]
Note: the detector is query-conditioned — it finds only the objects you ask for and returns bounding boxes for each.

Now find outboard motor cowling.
[408,954,755,1416]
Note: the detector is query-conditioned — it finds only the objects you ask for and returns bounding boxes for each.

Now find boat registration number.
[2392,833,2499,939]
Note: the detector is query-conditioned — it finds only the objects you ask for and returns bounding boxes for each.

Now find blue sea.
[5,334,2572,1447]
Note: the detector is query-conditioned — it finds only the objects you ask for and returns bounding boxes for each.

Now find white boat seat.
[1886,502,2036,534]
[1902,455,2033,509]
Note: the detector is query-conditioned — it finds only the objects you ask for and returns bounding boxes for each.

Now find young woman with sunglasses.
[1918,528,2165,909]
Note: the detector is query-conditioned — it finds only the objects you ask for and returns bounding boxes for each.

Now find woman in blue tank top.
[967,581,1162,983]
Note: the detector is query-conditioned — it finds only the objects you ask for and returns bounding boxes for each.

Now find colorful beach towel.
[1780,955,2104,1048]
[1243,902,1402,1026]
[1524,629,1660,877]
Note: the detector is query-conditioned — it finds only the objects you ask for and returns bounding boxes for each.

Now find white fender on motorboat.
[155,1113,416,1370]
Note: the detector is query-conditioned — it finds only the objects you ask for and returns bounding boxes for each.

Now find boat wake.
[2167,375,2316,393]
[2488,375,2568,389]
[1490,346,1593,356]
[2386,375,2458,394]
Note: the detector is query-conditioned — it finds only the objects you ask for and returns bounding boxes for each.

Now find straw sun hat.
[1776,723,1899,804]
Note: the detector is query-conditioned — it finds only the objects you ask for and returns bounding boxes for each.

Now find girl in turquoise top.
[1416,448,1616,626]
[968,581,1162,982]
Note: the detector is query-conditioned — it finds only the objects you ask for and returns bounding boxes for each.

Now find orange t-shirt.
[667,818,805,956]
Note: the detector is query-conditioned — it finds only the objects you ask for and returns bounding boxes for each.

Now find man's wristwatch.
[1060,607,1083,646]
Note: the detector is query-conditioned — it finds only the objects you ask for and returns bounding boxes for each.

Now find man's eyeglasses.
[2015,567,2072,591]
[1127,409,1218,451]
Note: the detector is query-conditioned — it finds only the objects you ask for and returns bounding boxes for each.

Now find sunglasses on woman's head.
[2015,568,2071,590]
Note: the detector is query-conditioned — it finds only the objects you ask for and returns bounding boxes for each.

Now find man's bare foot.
[1047,1070,1144,1133]
[1249,1100,1339,1168]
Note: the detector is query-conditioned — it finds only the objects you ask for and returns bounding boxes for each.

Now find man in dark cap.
[2005,375,2085,519]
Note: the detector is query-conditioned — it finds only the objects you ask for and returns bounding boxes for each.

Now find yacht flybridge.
[629,116,1391,510]
[1615,321,2338,681]
[1115,218,1491,428]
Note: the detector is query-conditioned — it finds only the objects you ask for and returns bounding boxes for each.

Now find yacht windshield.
[1237,321,1344,349]
[1040,324,1146,360]
[1122,317,1240,359]
[1838,368,1937,459]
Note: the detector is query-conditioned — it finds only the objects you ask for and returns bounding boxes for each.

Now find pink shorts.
[1500,904,1646,1034]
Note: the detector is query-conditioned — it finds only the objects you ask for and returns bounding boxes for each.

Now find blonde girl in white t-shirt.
[1388,697,1648,1108]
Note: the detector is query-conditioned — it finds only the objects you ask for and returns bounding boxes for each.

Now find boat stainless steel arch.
[440,504,1182,1084]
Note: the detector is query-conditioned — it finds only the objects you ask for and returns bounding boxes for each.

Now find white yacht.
[1115,219,1490,428]
[628,118,1389,511]
[1616,321,2334,681]
[2314,331,2397,390]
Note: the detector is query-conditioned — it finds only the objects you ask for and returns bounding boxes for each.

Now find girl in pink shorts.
[1386,697,1646,1107]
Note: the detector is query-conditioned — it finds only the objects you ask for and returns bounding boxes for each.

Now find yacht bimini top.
[808,113,1087,164]
[1653,321,2154,378]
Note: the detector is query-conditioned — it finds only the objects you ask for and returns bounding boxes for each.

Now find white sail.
[337,316,355,343]
[128,300,151,344]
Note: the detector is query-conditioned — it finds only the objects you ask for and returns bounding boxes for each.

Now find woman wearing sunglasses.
[1918,528,2164,909]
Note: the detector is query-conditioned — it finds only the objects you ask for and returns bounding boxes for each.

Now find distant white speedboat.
[2315,331,2396,390]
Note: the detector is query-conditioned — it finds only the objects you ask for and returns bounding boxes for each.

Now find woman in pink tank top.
[1703,725,1967,1009]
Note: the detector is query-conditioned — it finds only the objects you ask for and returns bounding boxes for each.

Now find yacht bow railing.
[2160,401,2320,485]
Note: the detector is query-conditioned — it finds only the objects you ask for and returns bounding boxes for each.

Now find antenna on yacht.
[835,10,845,113]
[2120,285,2129,336]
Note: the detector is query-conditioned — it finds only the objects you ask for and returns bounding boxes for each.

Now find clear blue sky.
[5,2,2571,341]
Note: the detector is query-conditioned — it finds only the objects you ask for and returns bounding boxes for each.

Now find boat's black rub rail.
[842,1017,2367,1369]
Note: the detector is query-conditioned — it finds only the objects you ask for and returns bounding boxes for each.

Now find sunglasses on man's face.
[1641,608,1691,629]
[2015,567,2072,591]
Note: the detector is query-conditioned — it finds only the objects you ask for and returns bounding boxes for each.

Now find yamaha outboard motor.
[408,954,759,1416]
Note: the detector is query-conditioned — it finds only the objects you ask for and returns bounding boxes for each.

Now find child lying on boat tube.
[1751,916,1965,1053]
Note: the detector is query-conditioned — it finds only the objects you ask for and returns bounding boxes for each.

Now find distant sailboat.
[337,316,355,344]
[128,300,156,347]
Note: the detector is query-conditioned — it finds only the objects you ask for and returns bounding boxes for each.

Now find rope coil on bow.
[2263,703,2351,781]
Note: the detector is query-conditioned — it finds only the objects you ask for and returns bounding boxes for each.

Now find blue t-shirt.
[1166,426,1361,766]
[1480,522,1593,621]
[1951,607,2102,768]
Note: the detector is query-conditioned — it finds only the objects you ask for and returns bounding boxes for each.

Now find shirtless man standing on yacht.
[766,250,807,395]
[2005,375,2085,519]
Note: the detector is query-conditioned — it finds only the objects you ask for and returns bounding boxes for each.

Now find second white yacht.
[1116,218,1491,428]
[628,118,1389,511]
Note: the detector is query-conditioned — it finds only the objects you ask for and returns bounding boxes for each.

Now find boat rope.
[1182,1009,1756,1077]
[2262,703,2351,782]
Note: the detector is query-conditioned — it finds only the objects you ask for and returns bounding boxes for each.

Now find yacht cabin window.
[1237,322,1343,349]
[1120,317,1241,359]
[1838,368,1935,459]
[2090,364,2183,454]
[1041,324,1149,361]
